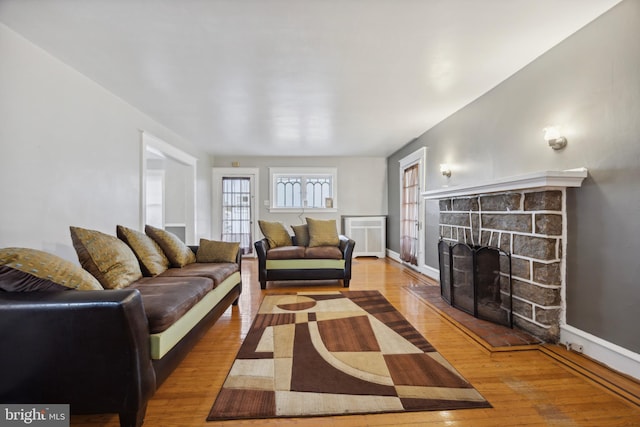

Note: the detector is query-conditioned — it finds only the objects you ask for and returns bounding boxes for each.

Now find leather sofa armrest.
[0,289,155,426]
[339,235,356,259]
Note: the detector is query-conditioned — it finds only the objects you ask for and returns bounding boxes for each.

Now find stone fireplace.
[423,169,587,342]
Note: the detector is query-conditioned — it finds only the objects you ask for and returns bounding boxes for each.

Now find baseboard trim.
[540,343,640,407]
[560,324,640,381]
[386,249,401,263]
[385,249,440,280]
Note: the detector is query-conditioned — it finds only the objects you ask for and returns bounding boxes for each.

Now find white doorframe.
[212,167,260,257]
[399,147,427,273]
[141,131,198,244]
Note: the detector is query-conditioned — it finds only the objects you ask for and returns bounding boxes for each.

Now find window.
[269,167,337,211]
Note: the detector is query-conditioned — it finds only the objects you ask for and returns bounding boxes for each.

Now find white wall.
[0,23,212,261]
[212,156,388,234]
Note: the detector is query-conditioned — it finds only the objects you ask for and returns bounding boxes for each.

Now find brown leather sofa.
[255,235,355,289]
[0,248,242,427]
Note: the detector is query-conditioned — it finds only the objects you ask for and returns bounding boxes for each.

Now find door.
[221,177,253,255]
[399,147,427,269]
[212,168,259,256]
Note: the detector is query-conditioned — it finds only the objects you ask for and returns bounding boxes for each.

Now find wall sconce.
[544,126,567,150]
[440,164,451,178]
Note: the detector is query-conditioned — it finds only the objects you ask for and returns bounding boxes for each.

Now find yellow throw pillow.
[290,224,310,247]
[306,218,340,247]
[258,220,292,248]
[116,225,170,276]
[145,224,196,267]
[0,247,103,291]
[69,226,142,289]
[196,239,240,263]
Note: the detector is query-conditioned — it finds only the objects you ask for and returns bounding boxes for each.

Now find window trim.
[268,167,338,213]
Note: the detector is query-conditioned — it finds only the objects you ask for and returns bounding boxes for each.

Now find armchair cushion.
[306,218,339,247]
[290,224,310,246]
[266,245,306,260]
[305,246,343,259]
[258,220,292,248]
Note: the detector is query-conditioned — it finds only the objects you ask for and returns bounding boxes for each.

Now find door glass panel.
[222,177,252,254]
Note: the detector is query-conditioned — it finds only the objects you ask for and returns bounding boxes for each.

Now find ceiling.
[0,0,622,157]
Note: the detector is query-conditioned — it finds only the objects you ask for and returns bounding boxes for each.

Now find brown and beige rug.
[207,290,490,421]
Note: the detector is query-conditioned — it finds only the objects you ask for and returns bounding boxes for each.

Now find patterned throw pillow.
[258,220,292,248]
[290,224,310,247]
[145,224,196,267]
[69,226,142,289]
[306,217,340,247]
[0,247,103,291]
[196,239,240,263]
[116,225,170,276]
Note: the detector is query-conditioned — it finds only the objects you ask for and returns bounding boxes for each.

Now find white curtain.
[400,164,419,265]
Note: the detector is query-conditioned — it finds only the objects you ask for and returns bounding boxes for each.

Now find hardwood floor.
[73,257,640,426]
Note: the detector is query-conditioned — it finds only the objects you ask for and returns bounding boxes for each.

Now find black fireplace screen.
[438,240,513,328]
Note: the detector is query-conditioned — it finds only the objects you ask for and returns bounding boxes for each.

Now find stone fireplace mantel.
[422,167,588,342]
[422,168,588,200]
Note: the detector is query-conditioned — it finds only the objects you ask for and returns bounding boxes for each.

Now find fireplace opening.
[438,240,513,328]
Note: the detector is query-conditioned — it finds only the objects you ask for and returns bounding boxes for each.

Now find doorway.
[141,131,197,244]
[213,168,259,256]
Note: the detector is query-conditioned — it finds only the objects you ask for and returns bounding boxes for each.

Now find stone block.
[501,256,530,280]
[512,279,560,306]
[514,316,558,342]
[471,214,480,244]
[439,199,452,212]
[535,306,561,326]
[513,235,557,260]
[532,262,561,286]
[535,214,562,236]
[440,212,469,227]
[499,275,511,294]
[481,230,492,246]
[440,225,453,239]
[482,213,532,233]
[499,233,511,253]
[452,197,479,211]
[464,228,473,244]
[480,193,522,211]
[524,190,562,211]
[512,298,533,319]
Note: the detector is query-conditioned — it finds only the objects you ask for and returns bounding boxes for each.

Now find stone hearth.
[423,169,588,342]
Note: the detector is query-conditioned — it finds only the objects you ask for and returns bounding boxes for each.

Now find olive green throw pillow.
[306,218,340,247]
[291,224,310,247]
[0,247,103,292]
[258,220,292,248]
[145,225,196,267]
[70,226,142,289]
[116,225,170,276]
[196,239,240,263]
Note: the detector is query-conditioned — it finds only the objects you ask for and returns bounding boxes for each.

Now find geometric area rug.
[207,290,490,421]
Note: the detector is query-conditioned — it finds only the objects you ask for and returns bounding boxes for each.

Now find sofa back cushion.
[306,218,340,247]
[145,225,196,267]
[70,226,142,289]
[0,247,103,292]
[117,225,169,276]
[196,239,239,263]
[258,220,292,248]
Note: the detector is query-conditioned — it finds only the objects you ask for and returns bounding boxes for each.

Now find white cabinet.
[343,216,386,258]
